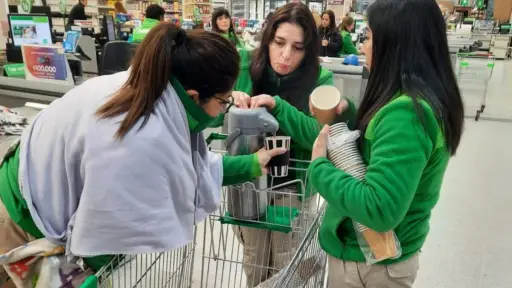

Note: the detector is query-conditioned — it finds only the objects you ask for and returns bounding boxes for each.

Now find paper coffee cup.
[265,136,291,177]
[310,85,342,126]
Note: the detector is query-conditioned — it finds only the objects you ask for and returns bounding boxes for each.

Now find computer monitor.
[103,14,116,42]
[354,20,367,34]
[63,30,81,53]
[8,14,53,47]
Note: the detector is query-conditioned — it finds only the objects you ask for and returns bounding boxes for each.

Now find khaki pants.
[233,194,304,288]
[327,253,420,288]
[0,199,35,286]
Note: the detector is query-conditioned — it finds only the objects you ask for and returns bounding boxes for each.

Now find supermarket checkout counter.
[0,77,75,108]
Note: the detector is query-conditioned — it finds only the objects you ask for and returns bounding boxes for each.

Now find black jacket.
[318,27,342,57]
[66,3,87,30]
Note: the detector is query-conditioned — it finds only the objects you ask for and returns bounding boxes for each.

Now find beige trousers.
[0,199,35,287]
[327,253,420,288]
[233,194,304,288]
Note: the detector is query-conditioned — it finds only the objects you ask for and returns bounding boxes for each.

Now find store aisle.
[415,120,512,288]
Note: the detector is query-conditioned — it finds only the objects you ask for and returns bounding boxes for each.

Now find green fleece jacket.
[0,79,259,272]
[306,95,449,264]
[340,30,359,56]
[131,18,160,43]
[220,32,245,50]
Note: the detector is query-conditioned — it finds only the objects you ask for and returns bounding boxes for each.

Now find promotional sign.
[3,64,26,78]
[21,44,70,83]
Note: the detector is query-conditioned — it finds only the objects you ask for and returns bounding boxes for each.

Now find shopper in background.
[339,15,359,55]
[66,0,88,31]
[254,0,464,287]
[318,10,341,57]
[130,4,165,43]
[0,23,285,286]
[225,3,354,287]
[211,7,244,48]
[114,0,128,14]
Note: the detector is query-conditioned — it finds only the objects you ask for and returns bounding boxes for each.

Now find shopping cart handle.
[205,132,228,145]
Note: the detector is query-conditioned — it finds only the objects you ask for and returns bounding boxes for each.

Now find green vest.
[131,18,160,43]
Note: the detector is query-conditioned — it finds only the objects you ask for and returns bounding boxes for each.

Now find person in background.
[318,10,341,57]
[252,0,464,287]
[130,4,165,43]
[66,0,88,31]
[224,3,354,287]
[114,1,128,14]
[0,23,285,287]
[211,8,243,48]
[339,15,359,55]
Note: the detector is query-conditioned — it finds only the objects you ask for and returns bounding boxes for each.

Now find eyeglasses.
[213,95,235,111]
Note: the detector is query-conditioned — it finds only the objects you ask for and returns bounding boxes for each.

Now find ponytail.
[96,23,240,139]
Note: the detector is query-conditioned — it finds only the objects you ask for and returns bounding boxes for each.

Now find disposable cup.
[265,136,291,177]
[310,85,341,126]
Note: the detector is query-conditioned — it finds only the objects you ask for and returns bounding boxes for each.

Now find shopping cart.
[456,52,496,121]
[200,133,327,288]
[80,226,197,288]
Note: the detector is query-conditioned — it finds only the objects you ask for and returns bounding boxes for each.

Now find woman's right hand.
[255,147,287,174]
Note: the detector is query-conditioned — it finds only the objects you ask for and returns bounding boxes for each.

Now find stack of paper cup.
[310,85,341,126]
[327,122,401,264]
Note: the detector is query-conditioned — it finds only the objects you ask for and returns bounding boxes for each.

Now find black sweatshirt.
[318,27,342,58]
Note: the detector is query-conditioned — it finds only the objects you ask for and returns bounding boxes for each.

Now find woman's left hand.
[322,39,329,46]
[312,125,329,161]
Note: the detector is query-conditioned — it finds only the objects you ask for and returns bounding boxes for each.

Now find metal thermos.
[224,107,279,220]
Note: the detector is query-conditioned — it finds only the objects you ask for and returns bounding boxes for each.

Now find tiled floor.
[193,60,512,288]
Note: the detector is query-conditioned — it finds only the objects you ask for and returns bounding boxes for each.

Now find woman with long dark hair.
[224,3,354,287]
[251,0,464,286]
[319,10,341,57]
[0,23,284,286]
[211,7,243,48]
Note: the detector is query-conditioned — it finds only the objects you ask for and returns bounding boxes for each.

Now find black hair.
[251,2,319,96]
[211,7,239,46]
[97,23,240,139]
[321,10,337,33]
[145,4,165,21]
[358,0,464,155]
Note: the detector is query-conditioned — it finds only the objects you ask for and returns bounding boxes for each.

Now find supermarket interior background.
[0,0,511,287]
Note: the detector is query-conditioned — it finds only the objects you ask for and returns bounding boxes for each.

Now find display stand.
[21,44,75,85]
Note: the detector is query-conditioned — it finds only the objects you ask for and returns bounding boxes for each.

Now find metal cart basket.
[80,228,197,288]
[456,52,496,121]
[200,133,327,288]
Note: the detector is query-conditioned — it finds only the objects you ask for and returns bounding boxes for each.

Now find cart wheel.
[475,111,481,121]
[480,105,486,113]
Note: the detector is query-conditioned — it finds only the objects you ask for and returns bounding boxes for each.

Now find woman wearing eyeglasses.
[0,23,284,285]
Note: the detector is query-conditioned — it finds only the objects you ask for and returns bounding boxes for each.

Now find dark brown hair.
[96,22,240,139]
[339,15,355,32]
[321,10,337,33]
[211,7,239,46]
[250,2,319,96]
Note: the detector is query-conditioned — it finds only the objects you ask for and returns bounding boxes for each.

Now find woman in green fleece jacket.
[220,3,354,287]
[338,15,359,56]
[211,7,244,49]
[251,0,464,287]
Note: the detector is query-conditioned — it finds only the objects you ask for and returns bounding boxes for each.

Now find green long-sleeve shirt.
[340,30,360,56]
[276,94,450,265]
